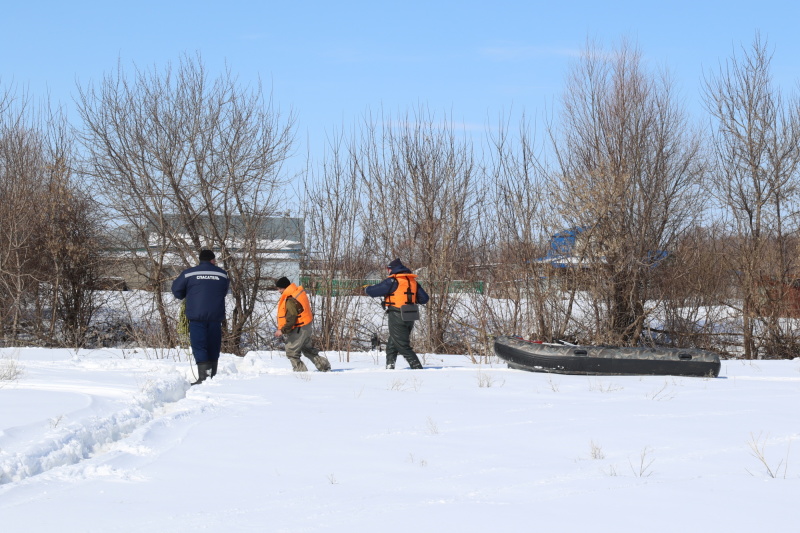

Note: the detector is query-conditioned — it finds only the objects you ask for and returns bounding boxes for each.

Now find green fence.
[300,277,484,296]
[299,278,380,296]
[431,280,485,294]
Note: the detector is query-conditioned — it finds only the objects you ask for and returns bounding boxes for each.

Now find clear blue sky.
[3,0,799,170]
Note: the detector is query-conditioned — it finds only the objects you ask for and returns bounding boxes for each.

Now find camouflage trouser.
[284,323,331,372]
[385,310,423,369]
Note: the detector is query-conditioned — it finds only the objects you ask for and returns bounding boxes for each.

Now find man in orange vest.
[273,276,331,372]
[364,258,429,369]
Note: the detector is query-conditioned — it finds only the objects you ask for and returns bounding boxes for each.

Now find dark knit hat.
[275,276,291,289]
[387,258,404,270]
[199,249,216,262]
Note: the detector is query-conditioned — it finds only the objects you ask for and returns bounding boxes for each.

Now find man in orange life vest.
[364,258,429,369]
[273,277,331,372]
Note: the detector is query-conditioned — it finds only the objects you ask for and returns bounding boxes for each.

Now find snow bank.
[0,372,188,485]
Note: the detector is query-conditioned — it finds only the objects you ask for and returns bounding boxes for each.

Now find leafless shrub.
[388,376,422,392]
[478,114,565,343]
[588,379,623,393]
[746,432,791,479]
[646,380,676,401]
[407,453,428,467]
[476,370,504,388]
[303,131,373,352]
[0,354,23,383]
[589,440,606,460]
[425,416,440,435]
[0,89,102,348]
[629,446,655,477]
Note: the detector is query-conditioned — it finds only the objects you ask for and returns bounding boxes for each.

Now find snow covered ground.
[1,347,798,532]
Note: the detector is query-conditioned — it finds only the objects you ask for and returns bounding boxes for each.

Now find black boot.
[191,362,212,385]
[210,359,218,378]
[406,355,423,369]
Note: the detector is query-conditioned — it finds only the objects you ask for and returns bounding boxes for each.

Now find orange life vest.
[277,283,313,330]
[383,273,418,309]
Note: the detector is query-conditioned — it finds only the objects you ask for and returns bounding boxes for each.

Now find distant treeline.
[2,37,800,359]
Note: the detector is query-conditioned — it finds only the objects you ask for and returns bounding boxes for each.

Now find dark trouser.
[386,310,422,369]
[284,323,330,371]
[189,321,222,364]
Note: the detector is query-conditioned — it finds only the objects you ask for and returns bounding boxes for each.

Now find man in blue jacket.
[365,258,429,369]
[171,249,230,384]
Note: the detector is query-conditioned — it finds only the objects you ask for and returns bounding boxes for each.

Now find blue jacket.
[365,264,429,305]
[171,261,230,322]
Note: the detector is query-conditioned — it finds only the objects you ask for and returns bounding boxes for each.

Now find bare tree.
[302,132,374,352]
[703,34,800,358]
[548,39,706,346]
[476,114,562,343]
[77,54,295,354]
[0,90,102,347]
[355,107,480,353]
[44,159,104,348]
[0,97,48,343]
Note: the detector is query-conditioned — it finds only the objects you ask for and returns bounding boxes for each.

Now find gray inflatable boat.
[494,336,721,377]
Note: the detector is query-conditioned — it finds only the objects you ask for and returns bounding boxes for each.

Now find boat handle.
[679,353,692,360]
[573,349,588,356]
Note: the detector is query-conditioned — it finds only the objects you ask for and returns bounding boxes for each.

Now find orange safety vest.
[277,283,313,330]
[383,273,418,309]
